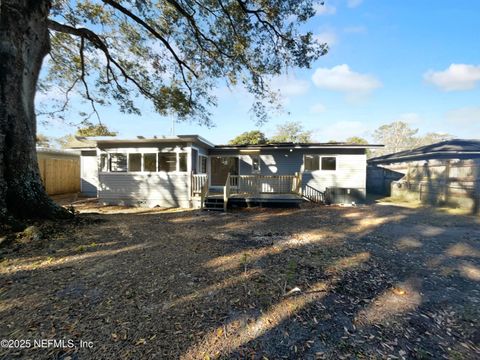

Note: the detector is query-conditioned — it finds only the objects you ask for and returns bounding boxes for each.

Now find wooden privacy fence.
[38,157,80,195]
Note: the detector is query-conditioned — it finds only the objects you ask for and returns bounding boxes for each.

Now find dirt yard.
[1,201,479,359]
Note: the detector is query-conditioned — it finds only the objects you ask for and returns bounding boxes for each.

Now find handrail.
[192,174,208,195]
[200,176,209,210]
[224,172,231,211]
[303,184,325,203]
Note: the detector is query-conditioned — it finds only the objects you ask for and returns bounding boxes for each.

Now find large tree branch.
[164,0,236,60]
[101,0,197,80]
[79,36,100,121]
[48,20,160,100]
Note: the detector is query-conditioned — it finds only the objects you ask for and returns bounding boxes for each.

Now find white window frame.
[320,156,337,171]
[198,155,208,174]
[98,147,189,173]
[303,155,337,172]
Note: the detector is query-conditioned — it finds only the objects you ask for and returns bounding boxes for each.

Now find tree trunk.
[0,0,70,220]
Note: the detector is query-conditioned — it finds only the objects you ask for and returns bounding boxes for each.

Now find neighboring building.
[67,135,382,209]
[368,139,480,212]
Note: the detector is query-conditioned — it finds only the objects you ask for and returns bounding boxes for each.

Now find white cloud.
[269,74,310,97]
[424,64,480,91]
[314,3,336,16]
[309,103,327,114]
[445,106,480,126]
[314,121,369,142]
[347,0,363,8]
[311,64,382,96]
[313,30,338,47]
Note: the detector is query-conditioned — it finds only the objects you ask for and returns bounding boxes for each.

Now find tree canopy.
[75,122,118,137]
[345,136,369,145]
[0,0,325,220]
[40,0,326,126]
[270,121,313,143]
[228,130,268,145]
[373,121,452,156]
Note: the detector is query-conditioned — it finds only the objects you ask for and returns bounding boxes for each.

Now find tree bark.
[0,0,70,220]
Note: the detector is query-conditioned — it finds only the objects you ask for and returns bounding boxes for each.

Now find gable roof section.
[368,139,480,164]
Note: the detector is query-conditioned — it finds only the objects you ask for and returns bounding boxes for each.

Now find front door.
[210,156,239,186]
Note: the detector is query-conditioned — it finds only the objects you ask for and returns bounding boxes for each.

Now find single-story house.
[367,139,480,212]
[67,135,382,209]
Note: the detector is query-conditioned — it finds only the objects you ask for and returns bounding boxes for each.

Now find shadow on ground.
[0,201,479,359]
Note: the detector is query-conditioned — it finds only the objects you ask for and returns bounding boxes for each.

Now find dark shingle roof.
[368,139,480,164]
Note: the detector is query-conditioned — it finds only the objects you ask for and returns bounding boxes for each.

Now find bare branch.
[48,20,157,100]
[79,36,100,122]
[101,0,197,78]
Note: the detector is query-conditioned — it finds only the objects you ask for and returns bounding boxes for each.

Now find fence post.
[444,160,450,204]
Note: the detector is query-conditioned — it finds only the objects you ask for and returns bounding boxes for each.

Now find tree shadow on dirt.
[0,204,479,359]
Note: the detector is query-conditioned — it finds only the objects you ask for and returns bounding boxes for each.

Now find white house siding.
[302,154,367,197]
[80,151,99,196]
[98,172,190,208]
[211,147,367,199]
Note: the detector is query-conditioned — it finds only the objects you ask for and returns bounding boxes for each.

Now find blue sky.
[38,0,480,144]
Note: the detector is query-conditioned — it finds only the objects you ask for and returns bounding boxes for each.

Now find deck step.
[203,195,225,211]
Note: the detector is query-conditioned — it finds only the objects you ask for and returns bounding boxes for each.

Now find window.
[110,153,127,172]
[321,157,336,171]
[158,152,177,172]
[304,155,320,171]
[128,153,142,172]
[199,155,208,174]
[100,154,108,172]
[179,153,187,172]
[143,153,156,172]
[251,155,260,173]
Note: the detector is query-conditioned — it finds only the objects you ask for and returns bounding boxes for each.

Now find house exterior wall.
[81,142,369,207]
[95,142,192,208]
[98,172,190,208]
[210,148,367,197]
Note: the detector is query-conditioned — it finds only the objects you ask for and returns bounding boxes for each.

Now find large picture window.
[143,153,157,172]
[128,153,142,172]
[110,153,127,172]
[158,153,177,172]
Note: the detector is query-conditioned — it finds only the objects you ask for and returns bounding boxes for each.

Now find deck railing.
[229,174,301,195]
[192,174,208,195]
